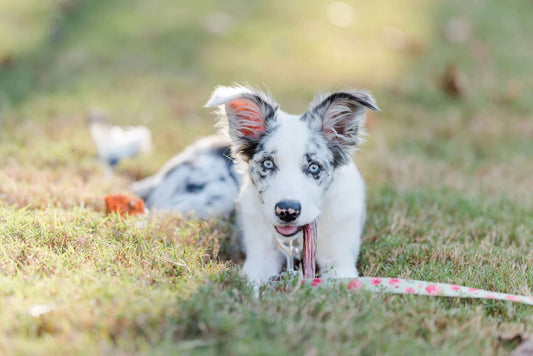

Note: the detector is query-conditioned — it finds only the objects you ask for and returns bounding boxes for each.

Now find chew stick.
[302,221,317,278]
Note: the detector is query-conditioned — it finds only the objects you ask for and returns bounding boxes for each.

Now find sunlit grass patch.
[0,206,233,353]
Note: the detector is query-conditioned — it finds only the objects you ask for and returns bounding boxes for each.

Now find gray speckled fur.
[131,135,240,219]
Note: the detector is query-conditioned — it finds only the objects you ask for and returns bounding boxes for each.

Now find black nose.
[275,200,301,222]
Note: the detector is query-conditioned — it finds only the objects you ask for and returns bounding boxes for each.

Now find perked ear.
[205,85,277,140]
[310,90,379,148]
[205,85,278,160]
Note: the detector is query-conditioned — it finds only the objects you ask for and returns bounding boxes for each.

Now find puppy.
[206,85,378,283]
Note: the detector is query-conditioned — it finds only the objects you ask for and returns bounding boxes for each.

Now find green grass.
[1,0,532,354]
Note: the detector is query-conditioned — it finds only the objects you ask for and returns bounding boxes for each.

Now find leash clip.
[276,235,301,275]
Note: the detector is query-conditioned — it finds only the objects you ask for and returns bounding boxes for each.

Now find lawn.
[1,0,532,354]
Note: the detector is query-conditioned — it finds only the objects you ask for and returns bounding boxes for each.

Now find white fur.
[206,85,378,284]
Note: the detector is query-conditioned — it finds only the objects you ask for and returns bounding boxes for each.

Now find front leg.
[242,242,285,284]
[240,220,285,284]
[316,221,361,278]
[242,247,285,284]
[318,256,359,278]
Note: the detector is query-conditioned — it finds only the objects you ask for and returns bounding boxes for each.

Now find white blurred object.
[29,303,56,317]
[87,109,152,167]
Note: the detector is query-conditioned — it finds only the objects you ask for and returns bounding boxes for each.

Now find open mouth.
[275,225,302,237]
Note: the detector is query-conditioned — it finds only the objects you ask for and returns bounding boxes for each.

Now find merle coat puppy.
[205,85,378,283]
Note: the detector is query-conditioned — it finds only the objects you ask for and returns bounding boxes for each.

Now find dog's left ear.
[309,90,379,148]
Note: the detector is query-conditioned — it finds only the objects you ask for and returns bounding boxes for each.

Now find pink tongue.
[276,225,299,236]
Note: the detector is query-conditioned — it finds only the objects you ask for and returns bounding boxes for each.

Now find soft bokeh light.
[326,1,357,28]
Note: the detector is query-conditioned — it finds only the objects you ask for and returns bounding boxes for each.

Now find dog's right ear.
[205,85,278,160]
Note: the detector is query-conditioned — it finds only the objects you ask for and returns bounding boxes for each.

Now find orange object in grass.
[104,194,145,216]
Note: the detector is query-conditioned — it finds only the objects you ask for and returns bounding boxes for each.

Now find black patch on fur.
[185,181,205,193]
[234,105,279,161]
[315,92,378,112]
[327,142,350,167]
[107,156,119,167]
[212,144,240,188]
[160,160,192,184]
[249,149,278,194]
[250,160,275,186]
[300,111,350,168]
[237,123,278,160]
[300,91,378,168]
[206,195,223,207]
[302,152,333,187]
[238,136,261,161]
[213,144,233,165]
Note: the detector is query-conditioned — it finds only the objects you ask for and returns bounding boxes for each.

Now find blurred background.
[0,0,532,209]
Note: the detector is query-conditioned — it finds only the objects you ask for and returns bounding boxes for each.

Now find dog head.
[206,85,378,237]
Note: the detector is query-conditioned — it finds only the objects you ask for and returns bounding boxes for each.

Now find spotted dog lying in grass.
[134,85,378,283]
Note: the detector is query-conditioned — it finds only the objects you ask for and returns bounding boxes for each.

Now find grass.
[0,0,532,354]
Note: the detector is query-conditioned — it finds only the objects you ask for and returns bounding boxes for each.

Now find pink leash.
[298,277,533,306]
[277,221,533,306]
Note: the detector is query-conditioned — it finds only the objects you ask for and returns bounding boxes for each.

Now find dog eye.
[262,159,274,170]
[308,163,321,174]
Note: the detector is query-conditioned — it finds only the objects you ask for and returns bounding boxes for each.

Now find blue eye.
[262,159,274,170]
[308,163,321,174]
